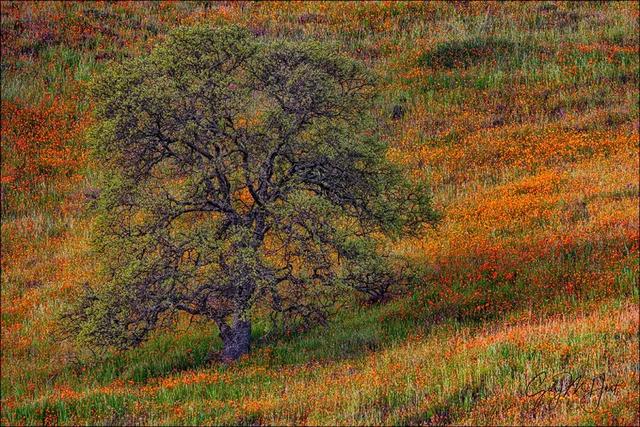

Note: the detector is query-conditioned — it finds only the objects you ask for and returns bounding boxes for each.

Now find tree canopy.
[66,25,436,361]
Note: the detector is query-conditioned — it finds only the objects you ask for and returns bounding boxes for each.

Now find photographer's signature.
[523,370,624,415]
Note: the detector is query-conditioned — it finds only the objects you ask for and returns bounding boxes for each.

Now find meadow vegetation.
[1,1,638,425]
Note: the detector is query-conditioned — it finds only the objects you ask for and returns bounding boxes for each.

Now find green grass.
[4,295,635,425]
[1,1,638,425]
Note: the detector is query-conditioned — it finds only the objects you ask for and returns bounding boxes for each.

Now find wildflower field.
[1,1,639,425]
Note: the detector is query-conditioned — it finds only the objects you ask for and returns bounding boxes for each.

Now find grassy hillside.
[1,1,638,425]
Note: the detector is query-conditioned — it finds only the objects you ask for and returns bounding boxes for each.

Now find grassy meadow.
[1,1,639,425]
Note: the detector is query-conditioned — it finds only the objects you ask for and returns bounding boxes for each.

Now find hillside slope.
[1,2,638,425]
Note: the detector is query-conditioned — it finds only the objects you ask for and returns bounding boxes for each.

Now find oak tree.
[67,25,435,361]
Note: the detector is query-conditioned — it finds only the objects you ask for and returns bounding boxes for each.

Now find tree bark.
[218,317,251,362]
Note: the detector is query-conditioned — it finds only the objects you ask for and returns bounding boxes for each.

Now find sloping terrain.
[1,2,638,425]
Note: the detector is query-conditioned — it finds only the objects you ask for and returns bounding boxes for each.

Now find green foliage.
[64,24,435,357]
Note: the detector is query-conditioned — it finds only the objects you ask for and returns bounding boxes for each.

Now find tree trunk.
[218,318,251,362]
